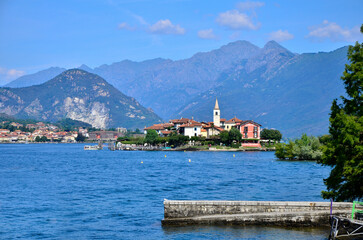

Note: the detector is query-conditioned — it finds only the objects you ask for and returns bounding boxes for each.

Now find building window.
[244,133,248,138]
[254,126,257,132]
[215,112,218,115]
[194,128,197,131]
[244,126,248,132]
[254,132,257,138]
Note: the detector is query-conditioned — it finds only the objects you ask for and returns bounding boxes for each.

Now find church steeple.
[214,98,220,110]
[213,98,220,127]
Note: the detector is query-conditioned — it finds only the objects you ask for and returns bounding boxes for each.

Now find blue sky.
[0,0,362,85]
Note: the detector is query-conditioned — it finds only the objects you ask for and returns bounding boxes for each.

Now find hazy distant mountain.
[175,46,349,137]
[5,67,66,88]
[6,41,262,119]
[0,69,162,129]
[91,41,261,119]
[4,40,349,137]
[78,64,93,72]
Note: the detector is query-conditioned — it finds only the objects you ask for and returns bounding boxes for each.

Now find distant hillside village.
[0,121,91,143]
[0,120,127,143]
[144,99,262,148]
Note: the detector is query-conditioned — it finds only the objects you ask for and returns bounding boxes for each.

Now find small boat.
[84,145,101,150]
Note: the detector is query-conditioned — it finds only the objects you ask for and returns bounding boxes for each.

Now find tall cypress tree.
[320,25,363,201]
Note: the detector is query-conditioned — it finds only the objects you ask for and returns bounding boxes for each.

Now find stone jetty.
[162,200,354,227]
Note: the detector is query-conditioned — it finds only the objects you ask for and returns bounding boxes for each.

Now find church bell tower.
[213,98,220,127]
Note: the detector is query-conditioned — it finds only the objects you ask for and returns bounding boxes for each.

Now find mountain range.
[2,40,349,137]
[176,44,348,137]
[0,69,161,129]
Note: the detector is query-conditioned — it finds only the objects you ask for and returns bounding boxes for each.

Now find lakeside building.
[88,131,125,141]
[178,122,202,137]
[144,98,262,147]
[144,123,174,137]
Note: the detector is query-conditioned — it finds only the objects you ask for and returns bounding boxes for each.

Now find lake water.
[0,144,332,239]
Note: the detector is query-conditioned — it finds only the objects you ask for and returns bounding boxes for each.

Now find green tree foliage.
[75,133,86,142]
[320,28,363,201]
[219,131,229,145]
[275,134,323,160]
[168,134,189,147]
[144,129,159,145]
[275,140,296,160]
[293,134,323,160]
[228,127,242,143]
[35,136,48,142]
[260,129,282,142]
[219,128,242,148]
[219,128,242,146]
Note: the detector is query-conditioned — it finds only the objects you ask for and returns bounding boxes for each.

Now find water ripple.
[0,144,331,239]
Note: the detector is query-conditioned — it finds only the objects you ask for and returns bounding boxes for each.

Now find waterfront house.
[169,118,192,129]
[178,122,202,137]
[236,120,261,147]
[200,128,207,138]
[88,131,124,141]
[144,123,174,136]
[220,118,226,129]
[203,123,224,138]
[224,117,243,130]
[0,134,11,142]
[61,135,76,143]
[0,129,10,134]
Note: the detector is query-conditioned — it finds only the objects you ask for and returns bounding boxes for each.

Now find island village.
[143,98,262,148]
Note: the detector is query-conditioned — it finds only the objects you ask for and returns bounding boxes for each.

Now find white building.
[179,122,202,137]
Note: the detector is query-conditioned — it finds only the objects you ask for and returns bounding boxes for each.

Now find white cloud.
[149,19,185,35]
[307,20,362,42]
[131,14,148,26]
[198,29,217,39]
[269,30,294,42]
[237,1,265,11]
[216,10,260,30]
[118,22,135,31]
[0,67,25,85]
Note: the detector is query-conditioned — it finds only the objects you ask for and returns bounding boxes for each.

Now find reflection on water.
[163,226,330,240]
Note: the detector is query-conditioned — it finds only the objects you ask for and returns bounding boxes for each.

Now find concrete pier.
[162,200,353,227]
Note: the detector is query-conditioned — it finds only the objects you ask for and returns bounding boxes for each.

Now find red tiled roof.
[169,118,192,124]
[220,118,226,122]
[144,123,173,130]
[216,127,224,132]
[225,117,243,124]
[179,122,202,128]
[239,120,262,126]
[202,125,223,132]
